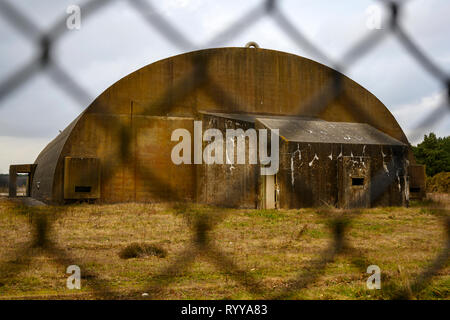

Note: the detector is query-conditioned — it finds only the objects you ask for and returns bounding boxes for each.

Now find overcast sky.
[0,0,449,173]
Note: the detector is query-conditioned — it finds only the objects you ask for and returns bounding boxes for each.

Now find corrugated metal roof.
[256,118,406,146]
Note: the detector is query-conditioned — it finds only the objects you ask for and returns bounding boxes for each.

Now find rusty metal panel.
[64,157,100,200]
[338,156,371,209]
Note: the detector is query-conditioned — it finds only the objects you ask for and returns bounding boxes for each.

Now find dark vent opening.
[410,187,421,193]
[75,186,91,193]
[352,178,364,186]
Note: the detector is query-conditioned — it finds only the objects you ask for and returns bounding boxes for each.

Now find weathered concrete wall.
[197,114,258,208]
[63,157,101,200]
[338,156,371,208]
[58,113,196,203]
[277,142,408,208]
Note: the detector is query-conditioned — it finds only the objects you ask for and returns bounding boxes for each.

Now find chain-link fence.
[0,0,448,300]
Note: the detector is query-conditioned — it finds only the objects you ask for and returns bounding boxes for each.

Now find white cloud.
[0,136,49,173]
[392,91,450,144]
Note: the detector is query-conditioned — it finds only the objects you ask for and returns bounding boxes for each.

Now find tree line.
[412,133,450,176]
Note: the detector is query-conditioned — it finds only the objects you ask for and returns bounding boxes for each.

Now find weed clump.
[119,243,167,259]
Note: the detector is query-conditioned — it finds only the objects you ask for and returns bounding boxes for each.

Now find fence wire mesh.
[0,0,448,300]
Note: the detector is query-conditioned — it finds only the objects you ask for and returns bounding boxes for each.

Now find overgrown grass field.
[0,197,448,299]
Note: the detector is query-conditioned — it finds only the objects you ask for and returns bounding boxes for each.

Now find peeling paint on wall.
[381,146,389,174]
[290,144,301,187]
[290,156,294,186]
[226,136,235,172]
[309,154,319,167]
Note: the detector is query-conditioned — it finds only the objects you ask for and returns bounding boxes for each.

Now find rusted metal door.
[338,156,371,208]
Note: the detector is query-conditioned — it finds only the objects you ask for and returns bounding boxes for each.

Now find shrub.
[426,172,450,193]
[119,243,167,259]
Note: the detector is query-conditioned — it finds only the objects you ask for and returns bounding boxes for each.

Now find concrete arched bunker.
[28,47,424,208]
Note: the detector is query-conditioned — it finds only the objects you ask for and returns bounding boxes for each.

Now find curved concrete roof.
[83,47,408,141]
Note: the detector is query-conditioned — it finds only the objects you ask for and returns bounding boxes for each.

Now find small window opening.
[352,178,364,186]
[75,186,91,193]
[410,187,421,193]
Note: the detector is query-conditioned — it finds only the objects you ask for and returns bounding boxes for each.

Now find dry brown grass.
[119,243,167,259]
[0,198,448,300]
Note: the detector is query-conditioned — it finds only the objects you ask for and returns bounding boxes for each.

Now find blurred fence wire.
[0,0,449,299]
